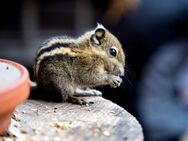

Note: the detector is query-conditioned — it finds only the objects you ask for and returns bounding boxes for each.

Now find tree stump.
[1,97,143,141]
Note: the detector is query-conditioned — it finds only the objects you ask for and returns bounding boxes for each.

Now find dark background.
[0,0,134,112]
[1,0,188,141]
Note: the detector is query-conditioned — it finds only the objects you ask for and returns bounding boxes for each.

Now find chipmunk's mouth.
[108,64,124,77]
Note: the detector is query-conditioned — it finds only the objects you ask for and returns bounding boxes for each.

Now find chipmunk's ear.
[90,23,106,45]
[95,28,105,39]
[95,23,105,39]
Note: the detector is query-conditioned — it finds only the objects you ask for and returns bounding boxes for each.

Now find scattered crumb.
[47,109,57,113]
[32,128,40,134]
[110,111,116,115]
[54,122,72,129]
[93,127,101,133]
[103,131,110,136]
[21,111,25,114]
[47,111,52,113]
[109,111,118,116]
[35,109,39,115]
[53,108,57,113]
[53,136,60,141]
[20,130,27,134]
[85,104,89,107]
[12,114,21,122]
[6,66,9,70]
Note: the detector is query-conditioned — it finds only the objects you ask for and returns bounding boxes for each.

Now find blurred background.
[1,0,188,141]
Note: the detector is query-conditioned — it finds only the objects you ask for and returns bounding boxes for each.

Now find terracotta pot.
[0,59,30,135]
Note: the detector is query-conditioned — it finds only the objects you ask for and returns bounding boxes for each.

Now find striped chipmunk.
[34,24,125,105]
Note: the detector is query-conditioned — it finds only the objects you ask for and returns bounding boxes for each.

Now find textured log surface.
[1,97,143,141]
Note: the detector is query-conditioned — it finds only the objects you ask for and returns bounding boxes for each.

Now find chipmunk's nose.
[119,66,124,77]
[113,64,124,76]
[118,64,125,77]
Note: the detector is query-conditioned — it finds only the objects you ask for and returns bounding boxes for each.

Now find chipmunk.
[34,24,125,105]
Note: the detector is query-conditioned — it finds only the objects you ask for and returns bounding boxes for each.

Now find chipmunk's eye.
[109,47,117,57]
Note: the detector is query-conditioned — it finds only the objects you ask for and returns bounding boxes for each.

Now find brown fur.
[34,24,125,105]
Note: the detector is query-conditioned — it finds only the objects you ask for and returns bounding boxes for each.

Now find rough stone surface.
[1,97,144,141]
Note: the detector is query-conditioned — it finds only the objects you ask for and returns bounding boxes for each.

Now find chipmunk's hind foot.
[74,88,102,97]
[67,95,94,105]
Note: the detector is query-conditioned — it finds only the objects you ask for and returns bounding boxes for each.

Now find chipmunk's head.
[89,23,125,76]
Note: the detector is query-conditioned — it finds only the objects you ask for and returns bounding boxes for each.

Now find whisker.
[121,66,135,90]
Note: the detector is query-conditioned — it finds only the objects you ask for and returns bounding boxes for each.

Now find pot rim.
[0,58,30,114]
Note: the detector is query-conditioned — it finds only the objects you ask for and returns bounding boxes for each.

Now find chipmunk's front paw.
[109,75,122,88]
